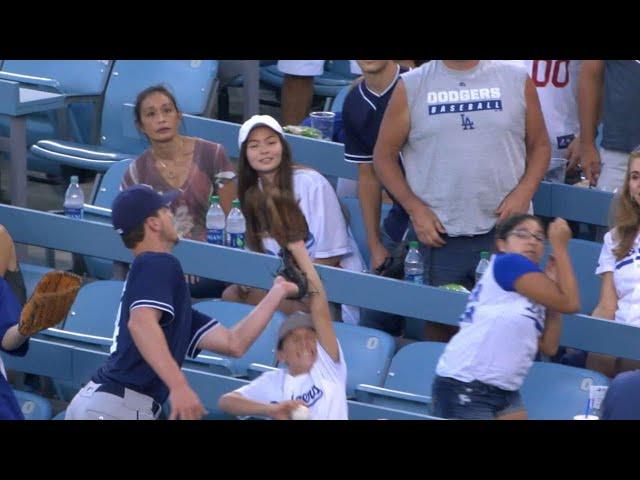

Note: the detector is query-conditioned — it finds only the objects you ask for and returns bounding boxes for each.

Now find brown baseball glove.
[18,271,82,336]
[276,248,308,300]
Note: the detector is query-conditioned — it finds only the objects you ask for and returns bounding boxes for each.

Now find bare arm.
[288,240,339,361]
[1,325,27,351]
[514,219,580,313]
[218,180,237,216]
[358,163,388,271]
[373,81,446,247]
[218,392,303,420]
[372,81,420,214]
[495,77,551,222]
[128,307,205,420]
[539,310,563,357]
[0,225,18,276]
[537,255,564,356]
[198,277,298,357]
[313,256,341,267]
[578,60,605,185]
[591,272,617,320]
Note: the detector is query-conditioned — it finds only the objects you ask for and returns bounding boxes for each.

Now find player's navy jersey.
[0,277,29,420]
[93,252,218,404]
[342,65,410,242]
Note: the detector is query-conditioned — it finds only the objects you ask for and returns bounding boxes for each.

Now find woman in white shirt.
[222,115,364,324]
[432,214,579,420]
[587,152,640,377]
[218,237,348,420]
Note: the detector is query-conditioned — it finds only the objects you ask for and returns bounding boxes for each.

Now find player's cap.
[112,184,180,236]
[238,114,284,149]
[277,311,316,349]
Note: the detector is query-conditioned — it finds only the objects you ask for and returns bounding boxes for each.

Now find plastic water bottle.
[404,241,424,285]
[225,199,246,249]
[475,251,490,283]
[63,175,84,219]
[206,195,225,245]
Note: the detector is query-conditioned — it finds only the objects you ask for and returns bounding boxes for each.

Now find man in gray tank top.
[579,60,640,192]
[373,60,550,341]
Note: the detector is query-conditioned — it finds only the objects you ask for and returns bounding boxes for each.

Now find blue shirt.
[601,370,640,420]
[0,277,28,420]
[342,65,410,242]
[92,253,218,404]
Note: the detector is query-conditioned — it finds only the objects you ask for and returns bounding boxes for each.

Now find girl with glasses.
[431,214,580,419]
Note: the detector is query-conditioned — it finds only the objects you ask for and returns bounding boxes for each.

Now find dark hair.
[134,85,181,126]
[120,209,161,249]
[237,130,300,253]
[495,214,544,243]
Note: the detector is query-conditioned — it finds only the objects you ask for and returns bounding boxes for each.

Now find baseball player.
[65,185,299,420]
[218,237,348,420]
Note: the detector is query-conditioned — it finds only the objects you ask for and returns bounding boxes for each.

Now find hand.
[495,188,532,223]
[544,254,558,282]
[370,242,390,272]
[409,203,446,247]
[273,275,300,298]
[547,218,572,250]
[580,143,601,186]
[267,400,306,420]
[565,136,581,173]
[169,383,207,420]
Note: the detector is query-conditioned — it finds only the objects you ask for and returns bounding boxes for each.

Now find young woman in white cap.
[218,237,348,420]
[222,114,364,324]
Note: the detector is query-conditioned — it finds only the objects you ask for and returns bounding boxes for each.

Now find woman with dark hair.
[122,85,237,297]
[587,152,640,377]
[222,115,364,324]
[431,214,580,420]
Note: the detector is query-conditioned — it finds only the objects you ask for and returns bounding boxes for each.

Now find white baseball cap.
[238,114,284,149]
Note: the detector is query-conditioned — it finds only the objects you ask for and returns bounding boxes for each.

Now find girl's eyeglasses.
[510,229,545,243]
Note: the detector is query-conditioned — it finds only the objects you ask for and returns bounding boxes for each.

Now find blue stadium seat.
[30,60,219,173]
[520,362,610,420]
[90,158,132,209]
[0,60,113,174]
[61,280,124,342]
[330,84,353,114]
[260,61,358,110]
[19,263,53,298]
[355,341,446,414]
[52,410,66,420]
[13,389,53,420]
[82,159,132,280]
[332,322,396,397]
[341,197,392,268]
[191,300,287,377]
[564,239,602,315]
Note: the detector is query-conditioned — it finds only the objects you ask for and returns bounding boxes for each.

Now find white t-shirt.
[506,60,581,157]
[235,341,348,420]
[596,230,640,326]
[436,253,546,391]
[259,168,365,324]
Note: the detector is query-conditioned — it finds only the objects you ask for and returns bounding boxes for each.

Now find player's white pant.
[65,381,160,420]
[597,148,631,193]
[277,60,361,76]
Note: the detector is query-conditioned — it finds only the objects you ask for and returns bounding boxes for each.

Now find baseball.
[291,405,311,420]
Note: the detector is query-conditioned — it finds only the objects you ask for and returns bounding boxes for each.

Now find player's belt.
[95,382,161,415]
